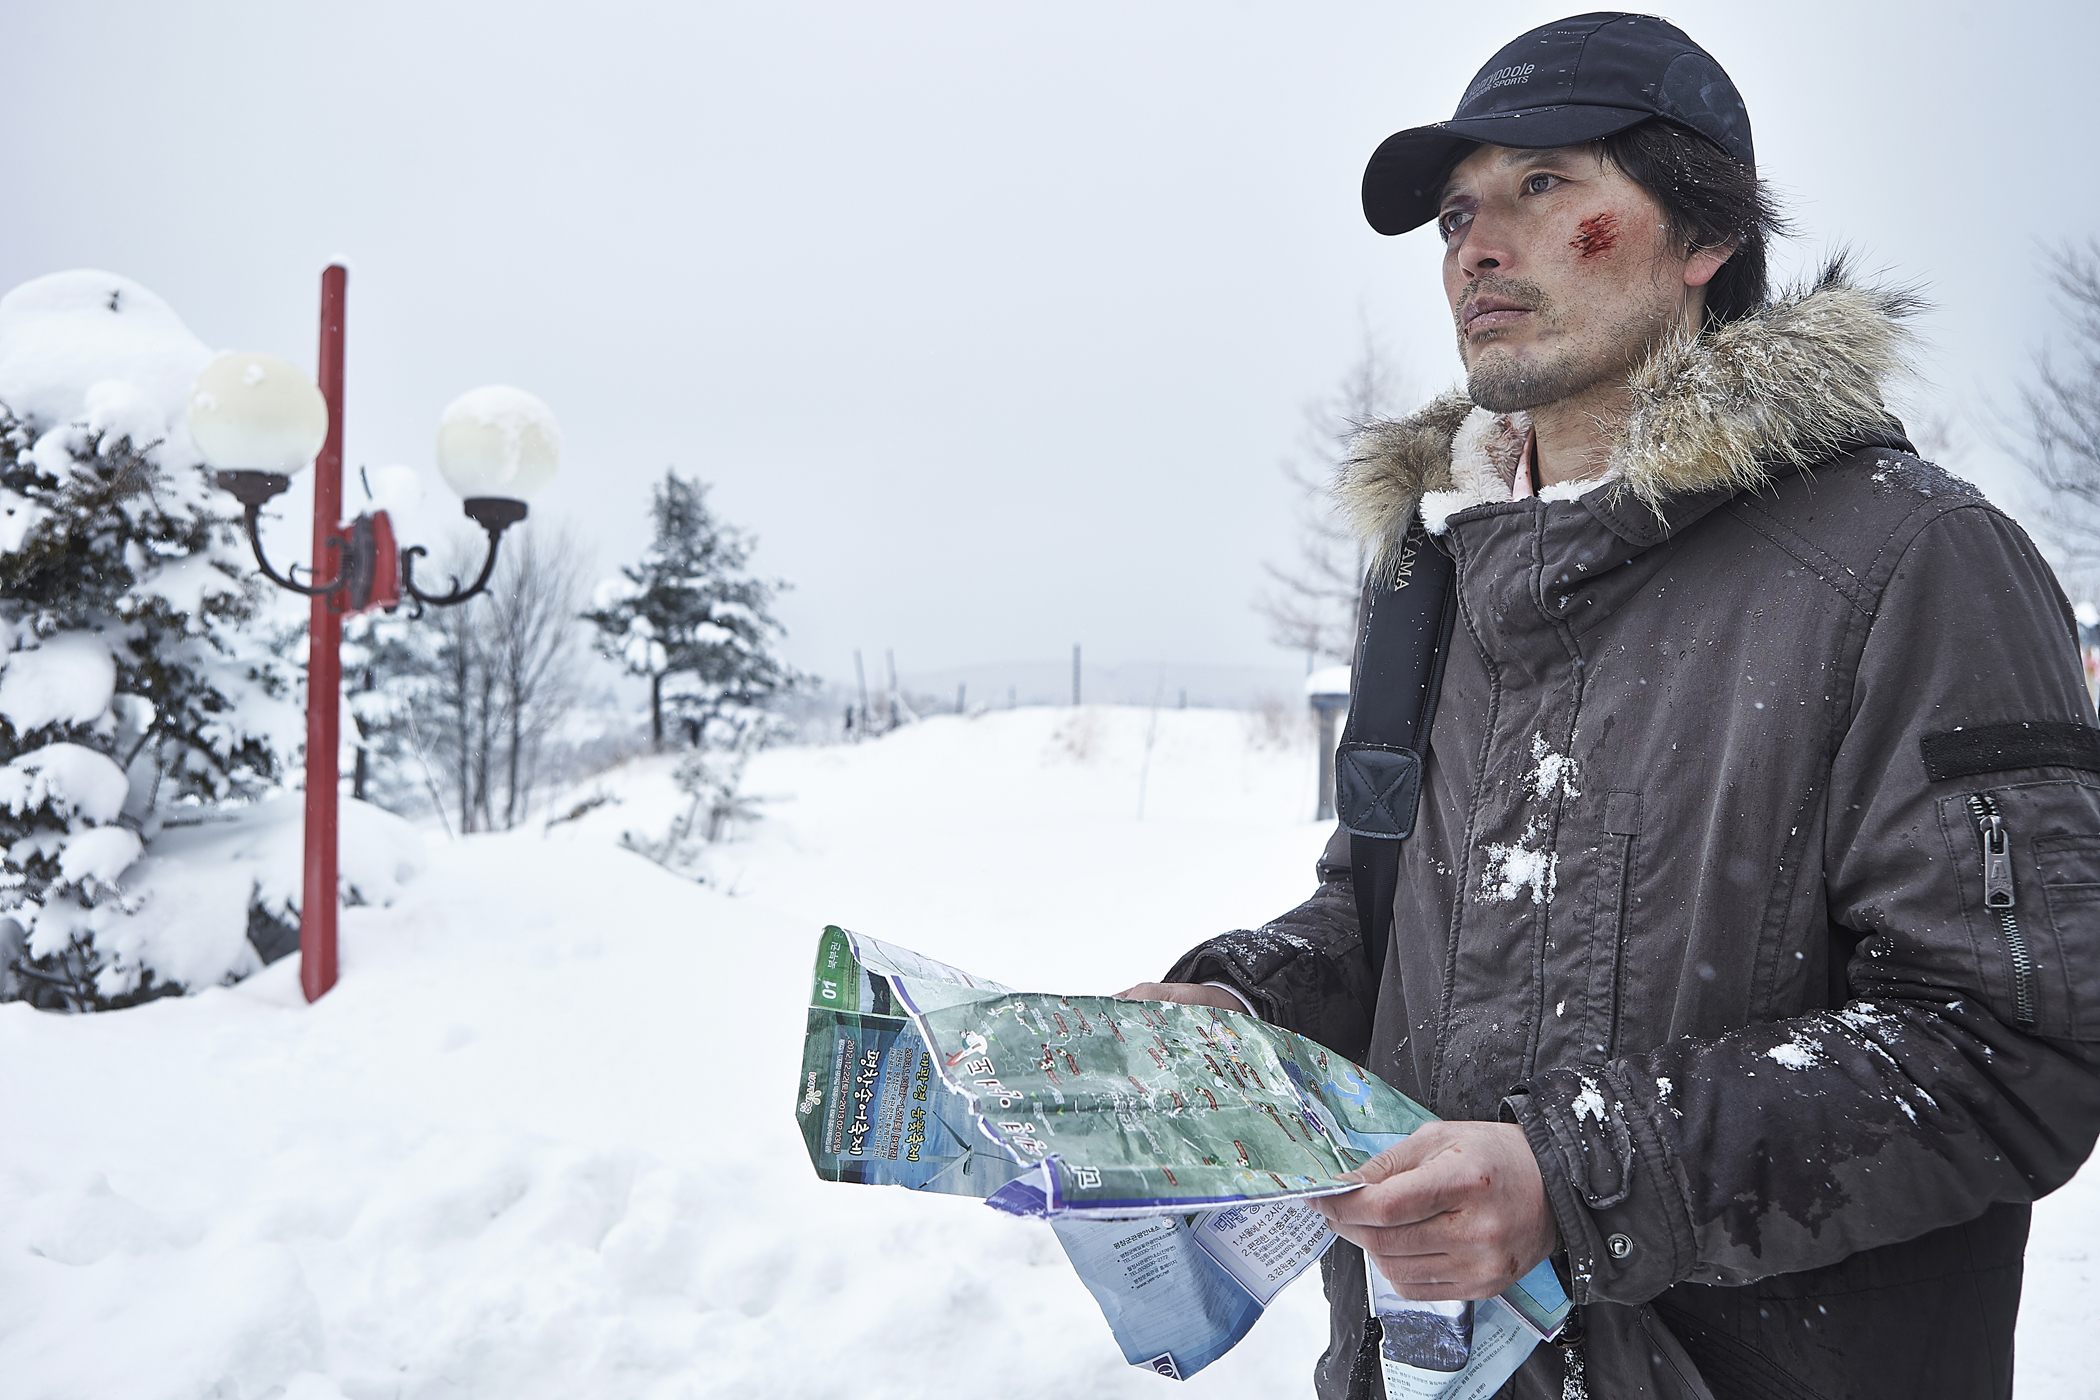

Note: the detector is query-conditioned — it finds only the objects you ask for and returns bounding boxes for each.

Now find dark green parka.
[1171,266,2100,1400]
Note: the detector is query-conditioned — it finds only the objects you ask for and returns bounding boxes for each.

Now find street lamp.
[409,385,564,611]
[187,265,560,1002]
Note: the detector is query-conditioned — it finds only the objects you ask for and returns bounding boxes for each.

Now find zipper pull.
[1983,815,2015,910]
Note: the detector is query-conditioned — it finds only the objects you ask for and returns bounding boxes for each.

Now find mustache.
[1456,277,1550,323]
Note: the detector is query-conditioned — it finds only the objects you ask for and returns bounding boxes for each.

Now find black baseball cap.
[1362,12,1753,235]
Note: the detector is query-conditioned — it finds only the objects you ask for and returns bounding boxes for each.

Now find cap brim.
[1362,105,1654,236]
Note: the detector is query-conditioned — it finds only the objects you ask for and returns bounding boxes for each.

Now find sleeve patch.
[1920,721,2100,781]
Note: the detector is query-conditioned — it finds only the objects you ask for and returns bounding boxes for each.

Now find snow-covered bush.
[617,712,770,879]
[0,270,304,1009]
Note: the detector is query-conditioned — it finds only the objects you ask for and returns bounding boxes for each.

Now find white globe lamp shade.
[434,386,561,502]
[186,352,329,473]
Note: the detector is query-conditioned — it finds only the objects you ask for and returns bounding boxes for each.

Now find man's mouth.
[1462,294,1535,333]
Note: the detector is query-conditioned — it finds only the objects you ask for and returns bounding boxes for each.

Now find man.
[1122,13,2100,1399]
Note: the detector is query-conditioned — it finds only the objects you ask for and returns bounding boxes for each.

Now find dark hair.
[1598,119,1788,329]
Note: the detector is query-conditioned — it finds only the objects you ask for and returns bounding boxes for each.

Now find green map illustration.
[799,925,1436,1214]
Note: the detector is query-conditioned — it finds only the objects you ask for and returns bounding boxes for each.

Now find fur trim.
[1336,256,1922,573]
[1418,408,1533,536]
[1609,255,1923,516]
[1335,390,1472,567]
[1537,466,1619,504]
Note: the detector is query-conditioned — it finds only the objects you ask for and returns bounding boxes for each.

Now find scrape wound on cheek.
[1571,211,1619,259]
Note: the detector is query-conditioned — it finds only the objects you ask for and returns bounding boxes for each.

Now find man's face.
[1436,143,1722,414]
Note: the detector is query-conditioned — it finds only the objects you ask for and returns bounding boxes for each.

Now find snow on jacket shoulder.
[1169,260,2100,1400]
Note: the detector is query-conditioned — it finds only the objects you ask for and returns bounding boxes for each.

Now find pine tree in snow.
[585,469,798,750]
[0,271,301,1010]
[343,609,447,818]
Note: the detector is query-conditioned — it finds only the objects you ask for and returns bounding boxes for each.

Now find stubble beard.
[1459,277,1683,414]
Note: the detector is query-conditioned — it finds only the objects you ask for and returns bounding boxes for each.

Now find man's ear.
[1684,241,1736,290]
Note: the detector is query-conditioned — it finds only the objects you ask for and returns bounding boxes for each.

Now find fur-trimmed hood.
[1336,257,1923,574]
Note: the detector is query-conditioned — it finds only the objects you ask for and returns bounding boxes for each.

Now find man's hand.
[1310,1120,1558,1301]
[1113,981,1247,1011]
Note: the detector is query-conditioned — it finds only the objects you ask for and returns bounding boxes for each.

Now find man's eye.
[1524,173,1561,195]
[1437,209,1473,241]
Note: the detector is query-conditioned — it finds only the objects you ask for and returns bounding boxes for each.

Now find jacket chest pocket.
[1564,792,1641,1067]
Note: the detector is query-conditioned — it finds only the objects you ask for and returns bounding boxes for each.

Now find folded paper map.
[795,926,1568,1388]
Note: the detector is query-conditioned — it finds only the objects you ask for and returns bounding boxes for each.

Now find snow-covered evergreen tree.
[0,271,301,1009]
[585,469,797,749]
[343,609,447,817]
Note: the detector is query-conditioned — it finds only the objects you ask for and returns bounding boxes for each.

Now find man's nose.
[1458,217,1514,279]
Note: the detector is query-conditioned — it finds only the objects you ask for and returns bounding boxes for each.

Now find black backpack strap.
[1337,520,1458,987]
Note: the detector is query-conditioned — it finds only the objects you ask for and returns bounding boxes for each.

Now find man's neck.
[1525,377,1629,491]
[1520,290,1707,490]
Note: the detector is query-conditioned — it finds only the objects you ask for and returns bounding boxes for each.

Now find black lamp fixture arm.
[217,470,529,618]
[216,470,345,597]
[400,496,530,618]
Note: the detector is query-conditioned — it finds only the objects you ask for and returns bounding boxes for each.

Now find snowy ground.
[2,705,2095,1399]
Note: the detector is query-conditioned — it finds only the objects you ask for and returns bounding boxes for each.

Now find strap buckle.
[1335,742,1424,841]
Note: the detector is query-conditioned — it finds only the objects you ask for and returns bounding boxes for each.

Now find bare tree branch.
[406,524,586,833]
[1254,327,1409,665]
[2013,240,2100,568]
[484,526,586,831]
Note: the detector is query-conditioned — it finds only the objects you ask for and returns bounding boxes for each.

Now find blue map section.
[1280,1053,1435,1165]
[1050,1215,1266,1380]
[799,1009,1023,1197]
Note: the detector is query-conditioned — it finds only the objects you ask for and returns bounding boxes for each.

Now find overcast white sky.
[5,1,2096,683]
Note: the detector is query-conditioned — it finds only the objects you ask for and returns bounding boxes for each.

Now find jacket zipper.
[1965,793,2037,1026]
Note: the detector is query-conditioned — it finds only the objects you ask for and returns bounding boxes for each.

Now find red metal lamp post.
[186,265,561,1002]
